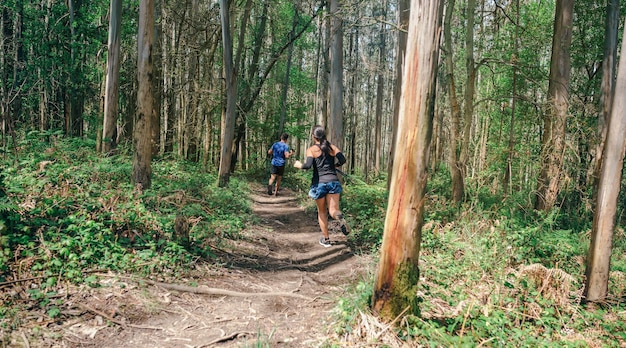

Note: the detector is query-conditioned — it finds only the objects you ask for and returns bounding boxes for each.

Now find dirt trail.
[45,184,368,348]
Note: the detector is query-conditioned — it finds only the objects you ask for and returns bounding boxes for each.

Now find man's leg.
[268,173,276,195]
[274,175,282,195]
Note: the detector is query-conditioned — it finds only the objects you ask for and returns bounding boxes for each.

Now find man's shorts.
[308,181,343,200]
[270,165,285,176]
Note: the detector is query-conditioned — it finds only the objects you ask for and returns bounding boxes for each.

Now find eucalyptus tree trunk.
[161,7,175,154]
[184,0,200,161]
[590,0,619,192]
[217,0,237,187]
[102,0,122,154]
[328,0,344,148]
[443,0,464,203]
[535,0,573,211]
[347,24,360,174]
[132,0,156,190]
[66,0,84,136]
[388,0,409,188]
[504,0,520,192]
[230,0,253,171]
[584,20,626,303]
[279,9,298,136]
[317,10,330,128]
[372,0,443,320]
[374,0,388,176]
[459,0,476,179]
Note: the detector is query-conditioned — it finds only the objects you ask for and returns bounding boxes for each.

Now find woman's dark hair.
[312,125,331,154]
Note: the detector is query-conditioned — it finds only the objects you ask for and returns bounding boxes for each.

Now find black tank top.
[312,145,338,184]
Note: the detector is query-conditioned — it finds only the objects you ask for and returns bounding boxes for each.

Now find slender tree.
[132,0,156,189]
[591,0,620,190]
[387,0,409,189]
[372,0,444,320]
[443,0,464,203]
[328,0,344,148]
[535,0,574,211]
[102,0,123,154]
[217,0,237,187]
[584,18,626,303]
[373,0,388,176]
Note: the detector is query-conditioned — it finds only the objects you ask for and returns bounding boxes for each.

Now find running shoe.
[319,237,331,247]
[267,185,273,195]
[336,213,350,235]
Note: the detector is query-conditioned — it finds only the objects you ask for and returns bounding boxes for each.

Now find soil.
[4,184,371,347]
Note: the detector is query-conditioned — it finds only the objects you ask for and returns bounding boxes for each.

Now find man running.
[267,133,292,196]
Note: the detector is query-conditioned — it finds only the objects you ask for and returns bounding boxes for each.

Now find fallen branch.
[75,303,125,326]
[201,331,254,347]
[145,279,313,301]
[0,276,46,288]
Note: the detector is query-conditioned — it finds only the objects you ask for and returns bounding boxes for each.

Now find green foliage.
[340,179,387,252]
[0,134,252,283]
[327,169,626,347]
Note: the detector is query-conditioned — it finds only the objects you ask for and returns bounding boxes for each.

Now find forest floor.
[5,184,371,347]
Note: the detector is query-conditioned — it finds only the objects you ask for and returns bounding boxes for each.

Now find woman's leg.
[315,196,329,239]
[326,193,341,219]
[327,193,349,235]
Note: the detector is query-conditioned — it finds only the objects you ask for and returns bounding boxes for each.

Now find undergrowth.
[0,132,253,334]
[327,175,626,347]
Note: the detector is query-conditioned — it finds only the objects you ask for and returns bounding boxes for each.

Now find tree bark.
[443,0,464,203]
[102,0,123,153]
[328,0,344,148]
[584,19,626,303]
[590,0,619,196]
[132,0,155,189]
[374,0,388,176]
[372,0,443,320]
[535,0,573,211]
[387,0,409,189]
[504,0,520,192]
[217,0,237,187]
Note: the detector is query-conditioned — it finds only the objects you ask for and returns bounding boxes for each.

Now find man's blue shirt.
[271,141,289,167]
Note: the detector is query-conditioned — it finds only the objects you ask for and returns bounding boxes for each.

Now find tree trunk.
[328,0,343,148]
[443,0,464,203]
[372,0,443,320]
[373,0,387,176]
[132,0,155,190]
[459,0,477,180]
[279,10,298,136]
[387,0,409,189]
[535,0,573,211]
[102,0,122,153]
[584,19,626,303]
[217,0,237,187]
[590,0,619,196]
[504,0,520,192]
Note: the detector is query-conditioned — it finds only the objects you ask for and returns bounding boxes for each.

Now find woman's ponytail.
[312,125,332,154]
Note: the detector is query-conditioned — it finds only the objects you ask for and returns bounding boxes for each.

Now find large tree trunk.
[535,0,573,211]
[217,0,237,187]
[102,0,122,153]
[372,0,443,320]
[443,0,464,203]
[132,0,155,189]
[584,19,626,303]
[328,0,343,148]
